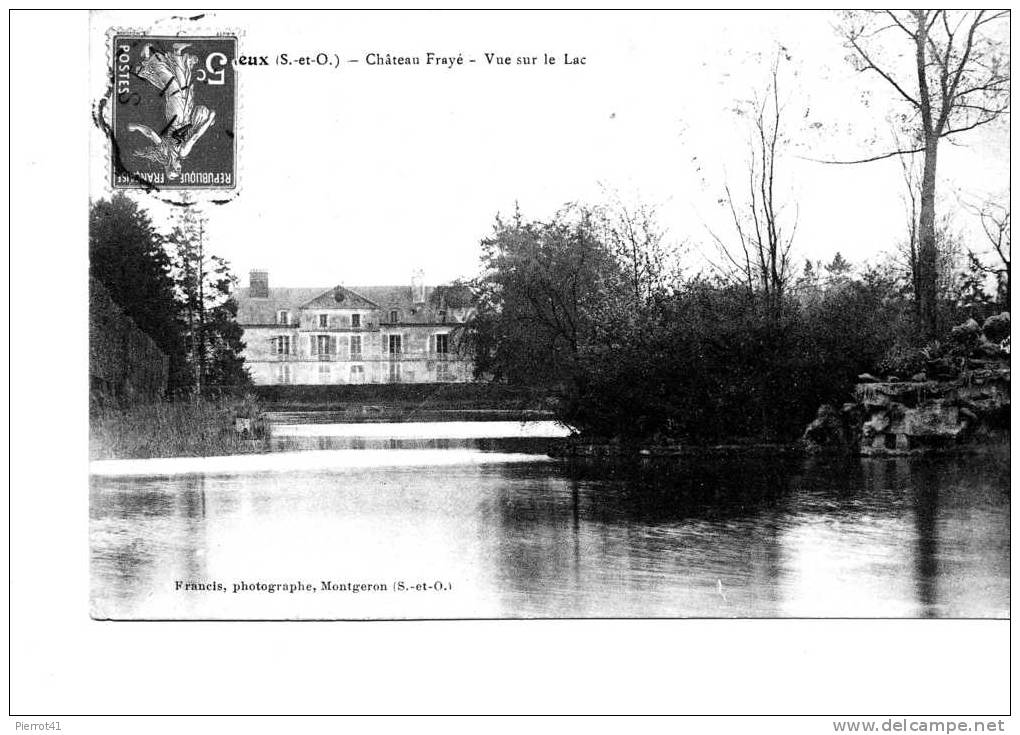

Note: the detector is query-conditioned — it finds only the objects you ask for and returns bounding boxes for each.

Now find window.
[276,364,292,384]
[388,362,401,383]
[312,334,333,356]
[388,334,402,355]
[436,362,452,382]
[350,335,362,358]
[276,310,290,325]
[318,363,331,383]
[350,365,365,384]
[389,309,399,323]
[318,313,329,328]
[274,336,291,355]
[435,333,449,355]
[351,313,361,328]
[438,310,447,323]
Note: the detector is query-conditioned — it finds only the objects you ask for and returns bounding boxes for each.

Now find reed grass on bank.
[89,396,267,460]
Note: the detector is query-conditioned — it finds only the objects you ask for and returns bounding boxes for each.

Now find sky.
[89,10,1009,289]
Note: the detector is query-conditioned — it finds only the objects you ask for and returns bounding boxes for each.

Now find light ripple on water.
[89,448,550,478]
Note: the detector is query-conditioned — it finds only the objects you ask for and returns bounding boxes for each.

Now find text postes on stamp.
[112,35,237,190]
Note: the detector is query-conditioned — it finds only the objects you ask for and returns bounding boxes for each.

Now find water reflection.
[91,474,218,617]
[90,439,1009,619]
[269,435,557,453]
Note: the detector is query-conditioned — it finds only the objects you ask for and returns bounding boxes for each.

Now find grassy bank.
[89,396,268,460]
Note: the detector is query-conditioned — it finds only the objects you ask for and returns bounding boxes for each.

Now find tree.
[824,252,853,288]
[792,259,823,303]
[710,56,797,323]
[589,196,677,310]
[465,206,624,384]
[168,204,250,396]
[963,194,1010,308]
[893,147,968,326]
[202,296,250,392]
[838,10,1010,338]
[956,251,996,318]
[89,194,189,394]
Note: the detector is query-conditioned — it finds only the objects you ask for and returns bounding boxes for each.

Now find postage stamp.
[111,35,237,190]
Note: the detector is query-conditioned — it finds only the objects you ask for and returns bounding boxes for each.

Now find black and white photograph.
[9,7,1013,724]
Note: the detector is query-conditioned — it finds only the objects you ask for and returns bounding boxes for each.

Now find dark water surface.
[90,427,1009,619]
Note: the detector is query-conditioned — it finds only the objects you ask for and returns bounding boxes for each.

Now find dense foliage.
[560,270,914,442]
[464,209,1007,444]
[89,194,191,393]
[464,208,625,384]
[89,193,250,397]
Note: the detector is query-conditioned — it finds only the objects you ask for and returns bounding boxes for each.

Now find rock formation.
[804,313,1010,455]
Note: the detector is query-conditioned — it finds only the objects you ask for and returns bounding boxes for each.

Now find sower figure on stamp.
[129,43,216,181]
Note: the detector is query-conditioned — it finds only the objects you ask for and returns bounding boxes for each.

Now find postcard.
[87,10,1010,622]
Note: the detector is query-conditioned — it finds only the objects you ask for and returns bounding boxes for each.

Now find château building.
[236,269,474,385]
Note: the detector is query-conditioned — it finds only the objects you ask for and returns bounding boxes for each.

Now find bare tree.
[893,132,923,311]
[710,57,797,322]
[963,194,1011,307]
[589,194,677,309]
[835,10,1009,338]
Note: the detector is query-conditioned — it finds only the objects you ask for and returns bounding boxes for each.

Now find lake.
[89,421,1010,619]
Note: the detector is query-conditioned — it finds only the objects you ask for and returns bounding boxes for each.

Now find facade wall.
[242,312,473,385]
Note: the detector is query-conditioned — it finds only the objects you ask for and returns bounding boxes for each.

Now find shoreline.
[90,398,1009,462]
[551,436,1011,461]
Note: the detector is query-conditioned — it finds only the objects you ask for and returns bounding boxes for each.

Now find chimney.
[411,268,426,304]
[249,270,269,298]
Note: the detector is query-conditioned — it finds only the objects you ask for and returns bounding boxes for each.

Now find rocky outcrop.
[854,368,1008,454]
[803,403,860,450]
[804,313,1010,455]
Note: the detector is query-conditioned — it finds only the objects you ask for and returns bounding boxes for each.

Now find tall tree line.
[89,193,249,398]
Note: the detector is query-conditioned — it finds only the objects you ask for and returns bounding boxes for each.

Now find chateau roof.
[235,287,323,324]
[236,284,469,325]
